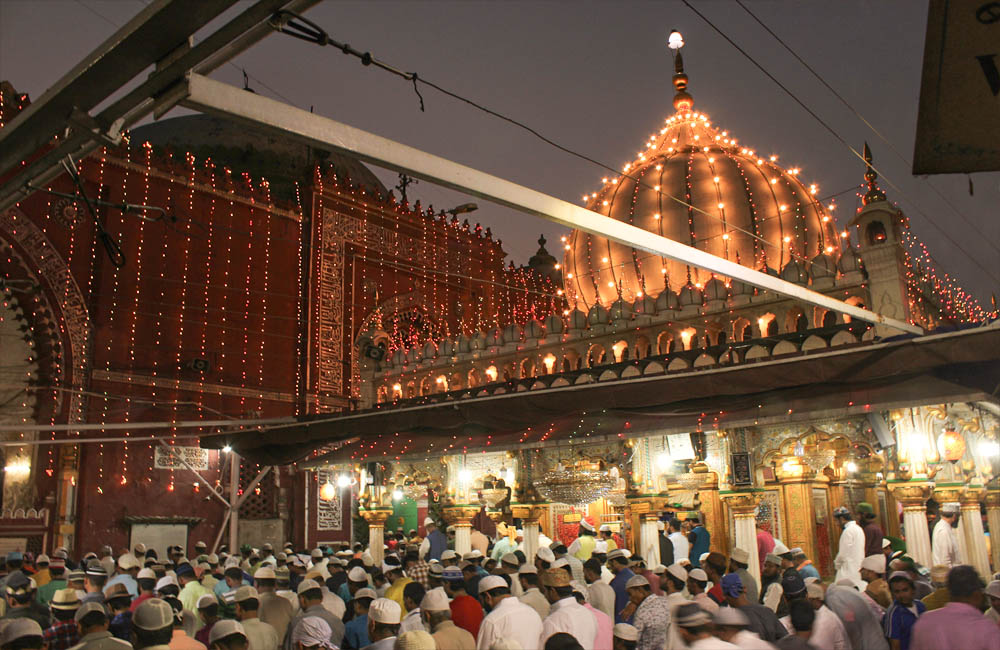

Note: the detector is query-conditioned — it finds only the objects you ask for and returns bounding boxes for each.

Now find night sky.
[2,1,998,306]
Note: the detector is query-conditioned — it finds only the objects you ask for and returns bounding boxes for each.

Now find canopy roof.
[208,323,1000,465]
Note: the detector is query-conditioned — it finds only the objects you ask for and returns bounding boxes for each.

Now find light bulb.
[392,488,403,501]
[222,445,232,453]
[337,474,352,488]
[845,461,858,473]
[320,481,337,501]
[668,30,685,50]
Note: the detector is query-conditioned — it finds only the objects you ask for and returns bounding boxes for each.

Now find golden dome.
[563,104,842,309]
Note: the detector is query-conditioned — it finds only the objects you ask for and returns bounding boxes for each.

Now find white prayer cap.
[395,630,436,650]
[689,568,708,581]
[806,582,825,599]
[625,574,649,589]
[599,524,611,532]
[347,567,368,582]
[713,607,749,627]
[208,620,245,645]
[536,547,555,564]
[666,563,688,582]
[612,623,638,641]
[423,517,435,527]
[354,588,377,600]
[517,564,537,575]
[477,576,507,594]
[368,598,402,624]
[420,587,450,611]
[861,555,886,573]
[580,519,595,532]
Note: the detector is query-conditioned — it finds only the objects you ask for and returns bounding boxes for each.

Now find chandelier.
[402,483,428,500]
[479,488,508,508]
[536,461,617,506]
[801,448,836,473]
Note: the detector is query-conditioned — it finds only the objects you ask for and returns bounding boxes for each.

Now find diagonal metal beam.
[235,466,272,510]
[178,74,923,335]
[0,0,237,176]
[0,0,321,212]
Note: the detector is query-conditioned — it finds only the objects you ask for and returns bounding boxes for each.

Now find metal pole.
[229,451,240,551]
[177,74,922,336]
[235,466,272,509]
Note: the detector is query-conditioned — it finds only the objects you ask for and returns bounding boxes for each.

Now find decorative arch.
[656,331,674,355]
[786,306,809,333]
[732,317,752,342]
[586,344,606,367]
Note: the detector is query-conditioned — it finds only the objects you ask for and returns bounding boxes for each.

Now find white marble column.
[988,491,1000,573]
[454,523,472,556]
[961,492,991,577]
[894,485,933,568]
[641,515,661,567]
[725,494,760,594]
[523,520,540,563]
[369,525,384,565]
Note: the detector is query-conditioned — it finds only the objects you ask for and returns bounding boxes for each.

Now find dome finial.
[862,141,886,205]
[669,30,693,111]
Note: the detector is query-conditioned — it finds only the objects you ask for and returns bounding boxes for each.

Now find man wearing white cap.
[254,567,294,642]
[686,568,718,615]
[233,586,279,650]
[661,564,690,650]
[289,616,334,650]
[713,607,773,649]
[490,526,516,563]
[475,574,543,650]
[568,519,598,562]
[622,575,670,650]
[286,579,344,650]
[517,564,550,619]
[419,588,474,650]
[832,506,865,585]
[728,548,758,604]
[931,503,962,568]
[674,602,736,649]
[418,518,447,563]
[538,569,597,650]
[361,598,400,650]
[598,525,618,553]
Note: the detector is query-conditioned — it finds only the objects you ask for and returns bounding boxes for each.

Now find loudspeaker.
[362,342,386,362]
[186,358,211,372]
[867,413,895,448]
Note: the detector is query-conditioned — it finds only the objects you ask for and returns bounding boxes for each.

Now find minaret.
[849,143,915,333]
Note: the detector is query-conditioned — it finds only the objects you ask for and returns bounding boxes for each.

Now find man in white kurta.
[538,569,598,650]
[832,507,865,585]
[475,575,543,650]
[931,505,962,568]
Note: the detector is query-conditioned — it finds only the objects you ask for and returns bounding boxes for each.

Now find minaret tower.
[849,143,917,333]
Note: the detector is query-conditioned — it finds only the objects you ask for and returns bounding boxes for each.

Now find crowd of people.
[1,504,998,650]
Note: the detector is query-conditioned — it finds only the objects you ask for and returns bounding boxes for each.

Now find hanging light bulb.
[668,30,684,50]
[320,480,337,501]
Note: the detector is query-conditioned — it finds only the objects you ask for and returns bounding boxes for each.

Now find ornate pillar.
[959,488,990,577]
[724,493,761,592]
[442,506,479,557]
[891,483,933,568]
[360,508,391,565]
[694,471,726,556]
[777,475,818,564]
[987,489,1000,573]
[511,504,545,562]
[640,513,661,567]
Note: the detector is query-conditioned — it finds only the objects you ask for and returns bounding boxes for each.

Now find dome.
[564,82,840,308]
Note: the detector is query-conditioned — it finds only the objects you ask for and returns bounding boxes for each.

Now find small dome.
[730,278,753,296]
[655,288,680,312]
[704,277,728,302]
[525,319,545,339]
[390,349,406,366]
[485,328,504,347]
[588,303,610,325]
[809,252,836,278]
[567,308,588,329]
[609,298,633,321]
[679,282,703,307]
[544,313,566,334]
[470,332,487,350]
[422,340,438,359]
[838,248,862,274]
[438,339,455,356]
[406,347,422,363]
[502,323,523,343]
[781,260,808,285]
[633,294,657,315]
[457,334,472,353]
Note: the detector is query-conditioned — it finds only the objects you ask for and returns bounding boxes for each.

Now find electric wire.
[735,0,1000,258]
[682,0,1000,287]
[270,10,828,270]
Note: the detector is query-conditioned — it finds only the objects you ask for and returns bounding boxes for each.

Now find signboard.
[154,445,210,471]
[316,469,343,531]
[914,0,1000,173]
[667,433,696,460]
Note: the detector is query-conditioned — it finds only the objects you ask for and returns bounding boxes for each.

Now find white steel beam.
[179,74,921,334]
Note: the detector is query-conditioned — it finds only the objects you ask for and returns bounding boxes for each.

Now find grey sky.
[2,0,997,307]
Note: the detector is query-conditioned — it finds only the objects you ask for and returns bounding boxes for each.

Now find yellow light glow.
[320,481,337,501]
[708,157,715,163]
[770,155,777,161]
[717,202,724,209]
[4,460,30,476]
[542,354,557,373]
[783,236,792,243]
[653,213,660,219]
[713,176,720,183]
[485,366,498,381]
[607,281,615,288]
[602,256,609,263]
[722,233,730,240]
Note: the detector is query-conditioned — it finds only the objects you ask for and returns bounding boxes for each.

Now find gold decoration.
[891,483,933,509]
[359,508,392,525]
[441,505,480,526]
[536,459,617,506]
[723,492,758,514]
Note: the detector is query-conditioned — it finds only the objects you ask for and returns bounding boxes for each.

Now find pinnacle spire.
[669,30,693,111]
[862,142,886,205]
